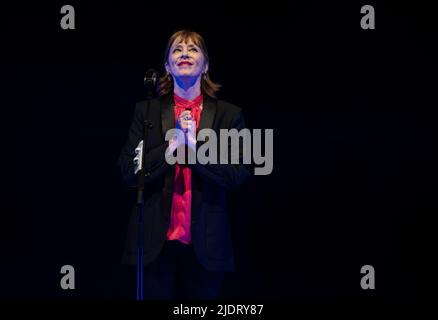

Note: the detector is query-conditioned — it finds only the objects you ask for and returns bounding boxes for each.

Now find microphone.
[144,69,158,99]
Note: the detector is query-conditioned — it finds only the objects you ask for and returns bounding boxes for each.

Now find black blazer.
[117,94,251,272]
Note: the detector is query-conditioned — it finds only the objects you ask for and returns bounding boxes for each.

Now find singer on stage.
[117,30,251,299]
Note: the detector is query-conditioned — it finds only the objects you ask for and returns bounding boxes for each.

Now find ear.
[204,63,209,74]
[165,62,170,74]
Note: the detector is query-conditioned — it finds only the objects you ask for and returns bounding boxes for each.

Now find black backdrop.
[2,1,431,300]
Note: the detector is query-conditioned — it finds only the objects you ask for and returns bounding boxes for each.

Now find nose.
[181,48,189,58]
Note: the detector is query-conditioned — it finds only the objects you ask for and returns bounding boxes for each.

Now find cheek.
[168,56,177,65]
[194,56,205,68]
[168,58,178,71]
[196,55,205,64]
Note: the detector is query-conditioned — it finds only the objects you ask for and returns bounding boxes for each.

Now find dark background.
[1,1,432,300]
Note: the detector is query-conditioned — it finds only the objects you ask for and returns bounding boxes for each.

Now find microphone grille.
[144,69,158,86]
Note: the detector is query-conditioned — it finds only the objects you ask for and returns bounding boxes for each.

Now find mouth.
[177,61,193,66]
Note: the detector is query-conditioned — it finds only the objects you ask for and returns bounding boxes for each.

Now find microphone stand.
[136,71,156,300]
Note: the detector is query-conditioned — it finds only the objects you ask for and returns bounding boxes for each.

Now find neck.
[173,75,202,100]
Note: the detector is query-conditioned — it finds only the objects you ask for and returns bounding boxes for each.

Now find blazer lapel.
[198,95,217,139]
[160,94,175,139]
[160,94,176,199]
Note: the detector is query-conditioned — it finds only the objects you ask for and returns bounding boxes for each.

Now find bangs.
[166,30,208,60]
[174,33,202,48]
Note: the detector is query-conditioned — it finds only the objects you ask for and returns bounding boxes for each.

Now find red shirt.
[166,93,203,244]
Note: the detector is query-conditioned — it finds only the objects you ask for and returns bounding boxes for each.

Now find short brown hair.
[157,30,221,98]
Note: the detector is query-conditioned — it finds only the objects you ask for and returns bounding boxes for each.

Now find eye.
[173,48,182,53]
[189,48,198,52]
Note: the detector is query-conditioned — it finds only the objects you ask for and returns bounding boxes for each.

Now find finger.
[180,111,192,119]
[180,116,192,122]
[180,110,192,117]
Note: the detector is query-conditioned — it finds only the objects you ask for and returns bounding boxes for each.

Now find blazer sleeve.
[117,103,172,189]
[188,109,252,190]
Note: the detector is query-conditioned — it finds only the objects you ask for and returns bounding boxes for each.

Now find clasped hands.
[134,110,196,174]
[169,109,197,153]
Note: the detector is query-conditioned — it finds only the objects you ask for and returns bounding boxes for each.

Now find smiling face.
[158,30,220,98]
[165,37,208,81]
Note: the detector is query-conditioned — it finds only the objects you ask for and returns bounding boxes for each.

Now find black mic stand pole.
[136,70,156,300]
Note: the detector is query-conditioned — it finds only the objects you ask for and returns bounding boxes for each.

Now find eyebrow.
[174,43,198,48]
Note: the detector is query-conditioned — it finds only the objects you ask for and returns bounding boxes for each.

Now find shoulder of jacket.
[134,97,162,112]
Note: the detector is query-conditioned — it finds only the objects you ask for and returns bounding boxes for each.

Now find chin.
[176,72,198,78]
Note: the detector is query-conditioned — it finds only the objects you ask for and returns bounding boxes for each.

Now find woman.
[118,30,251,299]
